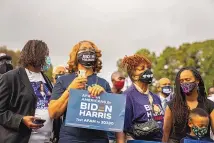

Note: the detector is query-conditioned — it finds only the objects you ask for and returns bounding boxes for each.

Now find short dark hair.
[18,40,49,67]
[208,86,214,94]
[189,108,209,120]
[111,71,125,81]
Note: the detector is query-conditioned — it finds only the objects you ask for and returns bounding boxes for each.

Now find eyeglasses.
[0,59,12,65]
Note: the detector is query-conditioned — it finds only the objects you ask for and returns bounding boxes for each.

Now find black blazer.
[0,67,53,143]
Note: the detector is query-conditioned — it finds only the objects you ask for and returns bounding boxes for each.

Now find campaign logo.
[79,102,112,120]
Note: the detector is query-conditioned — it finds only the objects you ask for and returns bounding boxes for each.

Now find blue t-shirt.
[50,73,111,141]
[180,134,214,143]
[124,85,164,141]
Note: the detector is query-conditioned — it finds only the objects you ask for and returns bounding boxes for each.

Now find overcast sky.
[0,0,214,83]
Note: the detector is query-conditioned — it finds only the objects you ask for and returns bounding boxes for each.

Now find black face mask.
[0,63,13,74]
[77,51,96,68]
[139,69,153,84]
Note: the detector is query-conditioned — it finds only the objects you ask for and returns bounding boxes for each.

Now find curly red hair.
[122,54,152,75]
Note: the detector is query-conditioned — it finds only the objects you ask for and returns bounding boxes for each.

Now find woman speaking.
[48,41,111,143]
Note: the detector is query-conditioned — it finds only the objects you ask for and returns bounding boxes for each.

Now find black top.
[168,99,214,141]
[0,67,52,143]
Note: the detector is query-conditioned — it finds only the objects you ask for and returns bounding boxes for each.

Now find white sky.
[0,0,214,83]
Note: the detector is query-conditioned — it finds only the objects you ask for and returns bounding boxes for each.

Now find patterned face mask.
[180,82,197,95]
[192,125,208,138]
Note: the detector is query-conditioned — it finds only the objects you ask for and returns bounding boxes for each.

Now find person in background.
[111,71,125,94]
[208,87,214,96]
[162,67,214,143]
[0,53,13,74]
[52,65,66,84]
[157,78,173,111]
[118,54,164,142]
[51,66,66,143]
[180,108,213,142]
[208,86,214,140]
[108,71,125,143]
[208,87,214,98]
[48,40,111,143]
[0,40,53,143]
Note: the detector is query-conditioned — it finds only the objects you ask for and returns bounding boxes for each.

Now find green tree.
[116,58,128,77]
[135,48,157,67]
[153,46,179,84]
[116,40,214,92]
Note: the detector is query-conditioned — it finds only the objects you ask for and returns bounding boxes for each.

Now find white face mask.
[208,94,214,102]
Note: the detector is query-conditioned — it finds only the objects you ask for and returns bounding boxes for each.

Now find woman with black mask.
[0,53,13,74]
[48,40,111,143]
[162,67,214,143]
[117,55,164,142]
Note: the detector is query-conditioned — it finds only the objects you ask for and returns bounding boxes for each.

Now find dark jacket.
[180,134,214,143]
[0,67,53,143]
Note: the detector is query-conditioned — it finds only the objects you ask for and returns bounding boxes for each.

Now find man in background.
[157,77,173,111]
[111,71,125,94]
[208,86,214,140]
[0,53,13,74]
[51,65,67,143]
[108,71,125,143]
[208,86,214,102]
[52,65,66,84]
[208,86,214,97]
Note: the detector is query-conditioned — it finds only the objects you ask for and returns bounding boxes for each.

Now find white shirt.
[25,69,53,143]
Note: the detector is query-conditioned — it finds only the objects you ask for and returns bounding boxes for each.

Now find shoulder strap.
[148,92,155,119]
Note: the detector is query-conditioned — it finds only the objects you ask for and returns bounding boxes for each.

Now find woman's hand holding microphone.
[67,72,105,97]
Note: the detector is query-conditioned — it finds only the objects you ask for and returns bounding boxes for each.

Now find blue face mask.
[42,56,51,71]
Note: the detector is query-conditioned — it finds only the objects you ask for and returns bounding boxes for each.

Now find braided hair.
[19,40,49,67]
[172,67,207,133]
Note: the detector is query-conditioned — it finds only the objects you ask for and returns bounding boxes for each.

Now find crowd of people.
[0,40,214,143]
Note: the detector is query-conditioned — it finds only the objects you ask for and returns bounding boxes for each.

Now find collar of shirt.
[159,93,171,102]
[133,83,149,95]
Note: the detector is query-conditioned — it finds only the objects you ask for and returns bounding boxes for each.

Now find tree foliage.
[117,40,214,91]
[0,46,20,67]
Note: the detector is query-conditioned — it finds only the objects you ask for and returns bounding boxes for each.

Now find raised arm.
[48,76,87,119]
